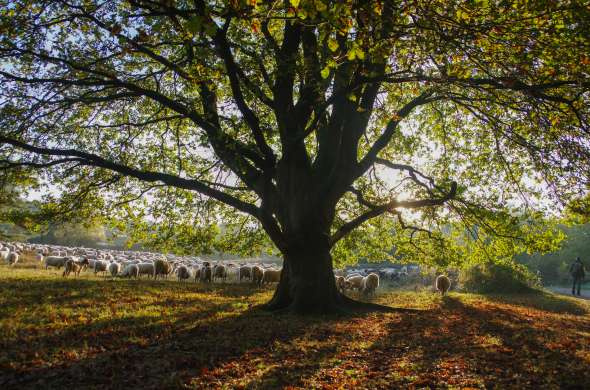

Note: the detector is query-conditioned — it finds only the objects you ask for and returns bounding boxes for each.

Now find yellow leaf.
[315,0,327,12]
[328,38,339,52]
[356,47,365,60]
[251,19,261,33]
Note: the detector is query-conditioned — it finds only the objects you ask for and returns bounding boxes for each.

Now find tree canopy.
[1,0,589,311]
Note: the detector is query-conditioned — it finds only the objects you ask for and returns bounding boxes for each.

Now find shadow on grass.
[0,276,265,313]
[0,304,346,389]
[362,296,590,389]
[481,290,589,315]
[0,274,354,389]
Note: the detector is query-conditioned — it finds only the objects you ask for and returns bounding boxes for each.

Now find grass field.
[1,254,590,389]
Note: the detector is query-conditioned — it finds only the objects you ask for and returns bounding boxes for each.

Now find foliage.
[28,221,108,248]
[1,255,590,388]
[566,191,590,223]
[460,261,541,294]
[0,168,44,239]
[516,223,590,285]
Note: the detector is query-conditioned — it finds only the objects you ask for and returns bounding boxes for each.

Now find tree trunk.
[264,233,343,314]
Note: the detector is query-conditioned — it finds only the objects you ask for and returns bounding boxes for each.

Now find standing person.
[569,257,586,296]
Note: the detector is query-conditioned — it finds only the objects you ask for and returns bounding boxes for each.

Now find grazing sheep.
[335,275,346,293]
[137,262,155,278]
[0,249,10,263]
[200,264,212,283]
[226,264,240,282]
[121,264,139,278]
[193,266,201,282]
[63,258,89,277]
[44,256,68,270]
[108,262,121,277]
[86,258,97,270]
[154,259,172,279]
[251,265,264,286]
[239,265,252,282]
[262,268,282,285]
[36,253,44,263]
[345,275,364,291]
[79,257,90,271]
[362,273,379,296]
[94,260,108,275]
[176,265,192,282]
[7,252,19,266]
[435,275,451,296]
[213,264,227,283]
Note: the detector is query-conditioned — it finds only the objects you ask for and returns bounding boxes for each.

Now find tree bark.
[264,232,343,314]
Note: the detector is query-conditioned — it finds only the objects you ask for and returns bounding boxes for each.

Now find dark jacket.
[570,261,586,279]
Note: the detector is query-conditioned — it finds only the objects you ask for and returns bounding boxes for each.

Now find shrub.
[460,262,541,294]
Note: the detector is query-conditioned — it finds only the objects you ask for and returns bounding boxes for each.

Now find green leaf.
[355,47,365,60]
[328,38,339,52]
[320,66,330,79]
[186,16,202,34]
[314,0,327,12]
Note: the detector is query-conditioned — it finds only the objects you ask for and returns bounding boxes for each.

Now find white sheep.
[94,260,108,275]
[7,252,19,266]
[86,258,97,270]
[251,265,264,285]
[137,262,155,278]
[121,264,139,278]
[154,259,173,279]
[0,249,9,263]
[345,275,364,291]
[362,273,379,296]
[63,258,89,277]
[435,275,451,296]
[108,262,121,277]
[44,256,68,270]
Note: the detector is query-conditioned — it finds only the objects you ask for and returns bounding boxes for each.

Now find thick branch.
[214,30,276,165]
[0,136,260,217]
[330,181,457,246]
[355,91,440,179]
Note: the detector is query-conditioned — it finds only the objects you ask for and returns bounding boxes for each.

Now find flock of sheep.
[1,241,284,285]
[0,242,20,266]
[1,241,451,296]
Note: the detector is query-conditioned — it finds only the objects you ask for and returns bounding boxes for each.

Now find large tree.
[1,0,589,313]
